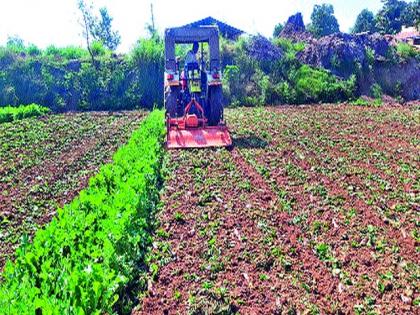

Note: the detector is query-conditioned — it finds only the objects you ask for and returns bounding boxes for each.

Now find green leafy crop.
[0,110,165,314]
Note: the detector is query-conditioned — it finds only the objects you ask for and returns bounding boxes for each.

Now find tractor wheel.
[165,86,180,118]
[208,86,223,126]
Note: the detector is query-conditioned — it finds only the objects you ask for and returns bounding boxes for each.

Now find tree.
[375,0,408,34]
[6,35,25,49]
[78,0,97,63]
[145,3,159,40]
[273,23,284,37]
[352,9,377,33]
[402,0,420,30]
[308,4,340,38]
[77,0,121,56]
[92,7,121,50]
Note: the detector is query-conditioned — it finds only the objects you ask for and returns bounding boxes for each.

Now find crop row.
[0,111,145,269]
[0,104,50,123]
[0,110,165,314]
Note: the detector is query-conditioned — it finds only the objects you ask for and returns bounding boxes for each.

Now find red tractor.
[164,26,232,149]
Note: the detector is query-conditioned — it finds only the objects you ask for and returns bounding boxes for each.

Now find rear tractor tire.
[165,86,180,118]
[207,86,223,126]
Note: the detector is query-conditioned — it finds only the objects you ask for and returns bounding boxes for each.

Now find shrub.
[351,98,382,107]
[0,110,165,314]
[0,104,50,123]
[370,83,383,99]
[396,42,418,60]
[59,46,89,60]
[91,40,109,57]
[26,44,42,57]
[129,38,164,108]
[273,38,305,55]
[44,45,62,58]
[292,65,356,104]
[44,46,92,60]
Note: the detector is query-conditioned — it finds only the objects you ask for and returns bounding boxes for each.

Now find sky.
[0,0,403,52]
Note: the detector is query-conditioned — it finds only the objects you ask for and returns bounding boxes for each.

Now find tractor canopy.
[164,26,220,72]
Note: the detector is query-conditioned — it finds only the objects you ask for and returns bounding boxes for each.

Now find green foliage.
[0,29,388,110]
[273,38,305,55]
[350,98,370,106]
[0,104,50,123]
[0,43,150,110]
[371,83,383,99]
[308,4,340,38]
[0,110,165,314]
[376,0,408,34]
[6,35,25,52]
[396,42,419,60]
[292,65,356,104]
[352,9,377,33]
[93,7,121,51]
[91,40,108,57]
[129,37,164,108]
[402,0,420,29]
[273,23,284,38]
[44,45,90,59]
[77,1,121,51]
[222,65,242,106]
[350,97,382,107]
[26,44,42,57]
[221,36,358,106]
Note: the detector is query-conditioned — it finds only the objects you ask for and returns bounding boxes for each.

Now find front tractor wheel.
[165,86,180,118]
[207,86,223,126]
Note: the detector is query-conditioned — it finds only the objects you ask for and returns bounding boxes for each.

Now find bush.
[370,83,383,99]
[91,41,109,57]
[292,65,356,104]
[129,38,164,108]
[0,110,165,314]
[0,104,50,123]
[351,97,382,107]
[0,49,144,111]
[44,45,91,60]
[26,44,42,57]
[0,34,365,110]
[396,42,418,60]
[273,38,305,55]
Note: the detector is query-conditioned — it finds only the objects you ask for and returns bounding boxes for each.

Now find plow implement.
[167,122,232,149]
[166,99,232,149]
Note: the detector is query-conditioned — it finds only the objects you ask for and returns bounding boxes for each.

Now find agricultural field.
[0,103,419,314]
[0,110,145,269]
[138,104,419,314]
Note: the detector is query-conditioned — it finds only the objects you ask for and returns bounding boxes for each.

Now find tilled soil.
[0,111,145,269]
[136,104,419,314]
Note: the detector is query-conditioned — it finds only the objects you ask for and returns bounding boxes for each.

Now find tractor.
[164,26,232,149]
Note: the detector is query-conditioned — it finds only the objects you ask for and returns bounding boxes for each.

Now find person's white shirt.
[185,50,198,65]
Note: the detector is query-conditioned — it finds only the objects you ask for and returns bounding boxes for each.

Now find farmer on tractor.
[185,42,199,66]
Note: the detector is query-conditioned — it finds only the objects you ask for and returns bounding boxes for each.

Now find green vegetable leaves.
[0,110,165,314]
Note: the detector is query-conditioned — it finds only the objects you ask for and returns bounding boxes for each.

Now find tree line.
[274,0,420,38]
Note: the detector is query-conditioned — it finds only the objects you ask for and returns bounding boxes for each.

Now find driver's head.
[192,42,199,53]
